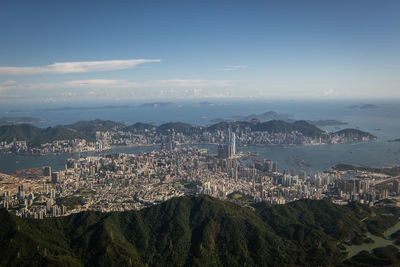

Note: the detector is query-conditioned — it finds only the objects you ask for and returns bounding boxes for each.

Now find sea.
[1,99,399,175]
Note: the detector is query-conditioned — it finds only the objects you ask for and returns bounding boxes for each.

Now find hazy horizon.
[1,0,400,104]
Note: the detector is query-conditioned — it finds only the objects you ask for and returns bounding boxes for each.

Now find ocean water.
[0,99,399,174]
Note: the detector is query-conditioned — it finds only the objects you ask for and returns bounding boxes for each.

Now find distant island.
[139,102,180,108]
[348,104,380,109]
[210,111,292,123]
[192,101,215,107]
[388,138,400,143]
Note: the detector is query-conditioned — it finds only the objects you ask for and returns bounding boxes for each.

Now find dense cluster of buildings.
[0,129,396,219]
[0,120,375,156]
[0,137,110,155]
[106,125,374,148]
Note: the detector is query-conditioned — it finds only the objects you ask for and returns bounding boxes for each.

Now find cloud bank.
[0,59,161,75]
[0,78,235,102]
[323,88,334,96]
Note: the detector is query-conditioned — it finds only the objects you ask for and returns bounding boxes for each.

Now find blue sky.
[0,0,399,103]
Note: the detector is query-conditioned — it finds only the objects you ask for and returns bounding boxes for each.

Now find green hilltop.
[334,128,377,140]
[64,119,125,137]
[1,196,400,266]
[0,124,89,146]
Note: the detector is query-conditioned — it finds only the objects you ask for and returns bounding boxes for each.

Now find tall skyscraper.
[43,166,51,177]
[231,132,236,157]
[218,127,236,159]
[227,127,236,158]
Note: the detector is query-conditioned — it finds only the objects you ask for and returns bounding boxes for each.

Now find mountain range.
[0,119,376,146]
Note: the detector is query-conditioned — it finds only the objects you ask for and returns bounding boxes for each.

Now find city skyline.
[1,0,400,103]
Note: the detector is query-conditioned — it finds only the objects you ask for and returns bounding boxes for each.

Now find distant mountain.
[0,124,42,143]
[1,196,399,266]
[211,111,292,123]
[307,119,348,127]
[140,102,180,108]
[0,119,376,146]
[37,127,90,143]
[0,119,124,145]
[348,104,380,109]
[122,122,155,133]
[0,124,88,145]
[65,119,125,137]
[158,122,203,135]
[334,128,377,140]
[192,101,215,107]
[235,111,292,122]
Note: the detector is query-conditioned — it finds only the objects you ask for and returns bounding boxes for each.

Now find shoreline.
[0,140,378,156]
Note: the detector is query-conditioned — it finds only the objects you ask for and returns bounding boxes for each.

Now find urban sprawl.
[0,125,390,219]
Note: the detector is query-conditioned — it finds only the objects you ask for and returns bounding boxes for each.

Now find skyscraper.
[218,127,236,159]
[231,132,236,157]
[227,127,236,158]
[43,166,51,177]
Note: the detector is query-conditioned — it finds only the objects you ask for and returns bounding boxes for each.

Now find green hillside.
[334,128,377,140]
[0,119,123,145]
[1,196,399,266]
[158,122,203,135]
[122,122,155,133]
[0,124,42,143]
[0,124,88,145]
[65,119,125,137]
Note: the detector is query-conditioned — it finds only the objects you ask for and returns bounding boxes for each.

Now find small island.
[140,102,180,108]
[211,111,292,123]
[192,101,215,107]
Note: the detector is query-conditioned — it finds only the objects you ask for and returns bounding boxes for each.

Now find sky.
[0,0,399,104]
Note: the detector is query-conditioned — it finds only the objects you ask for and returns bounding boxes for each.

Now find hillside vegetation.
[1,196,399,266]
[0,124,89,145]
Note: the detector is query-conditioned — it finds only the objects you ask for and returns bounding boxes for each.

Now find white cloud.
[64,79,120,87]
[222,65,248,71]
[0,80,17,94]
[0,59,161,75]
[323,88,334,96]
[61,92,77,97]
